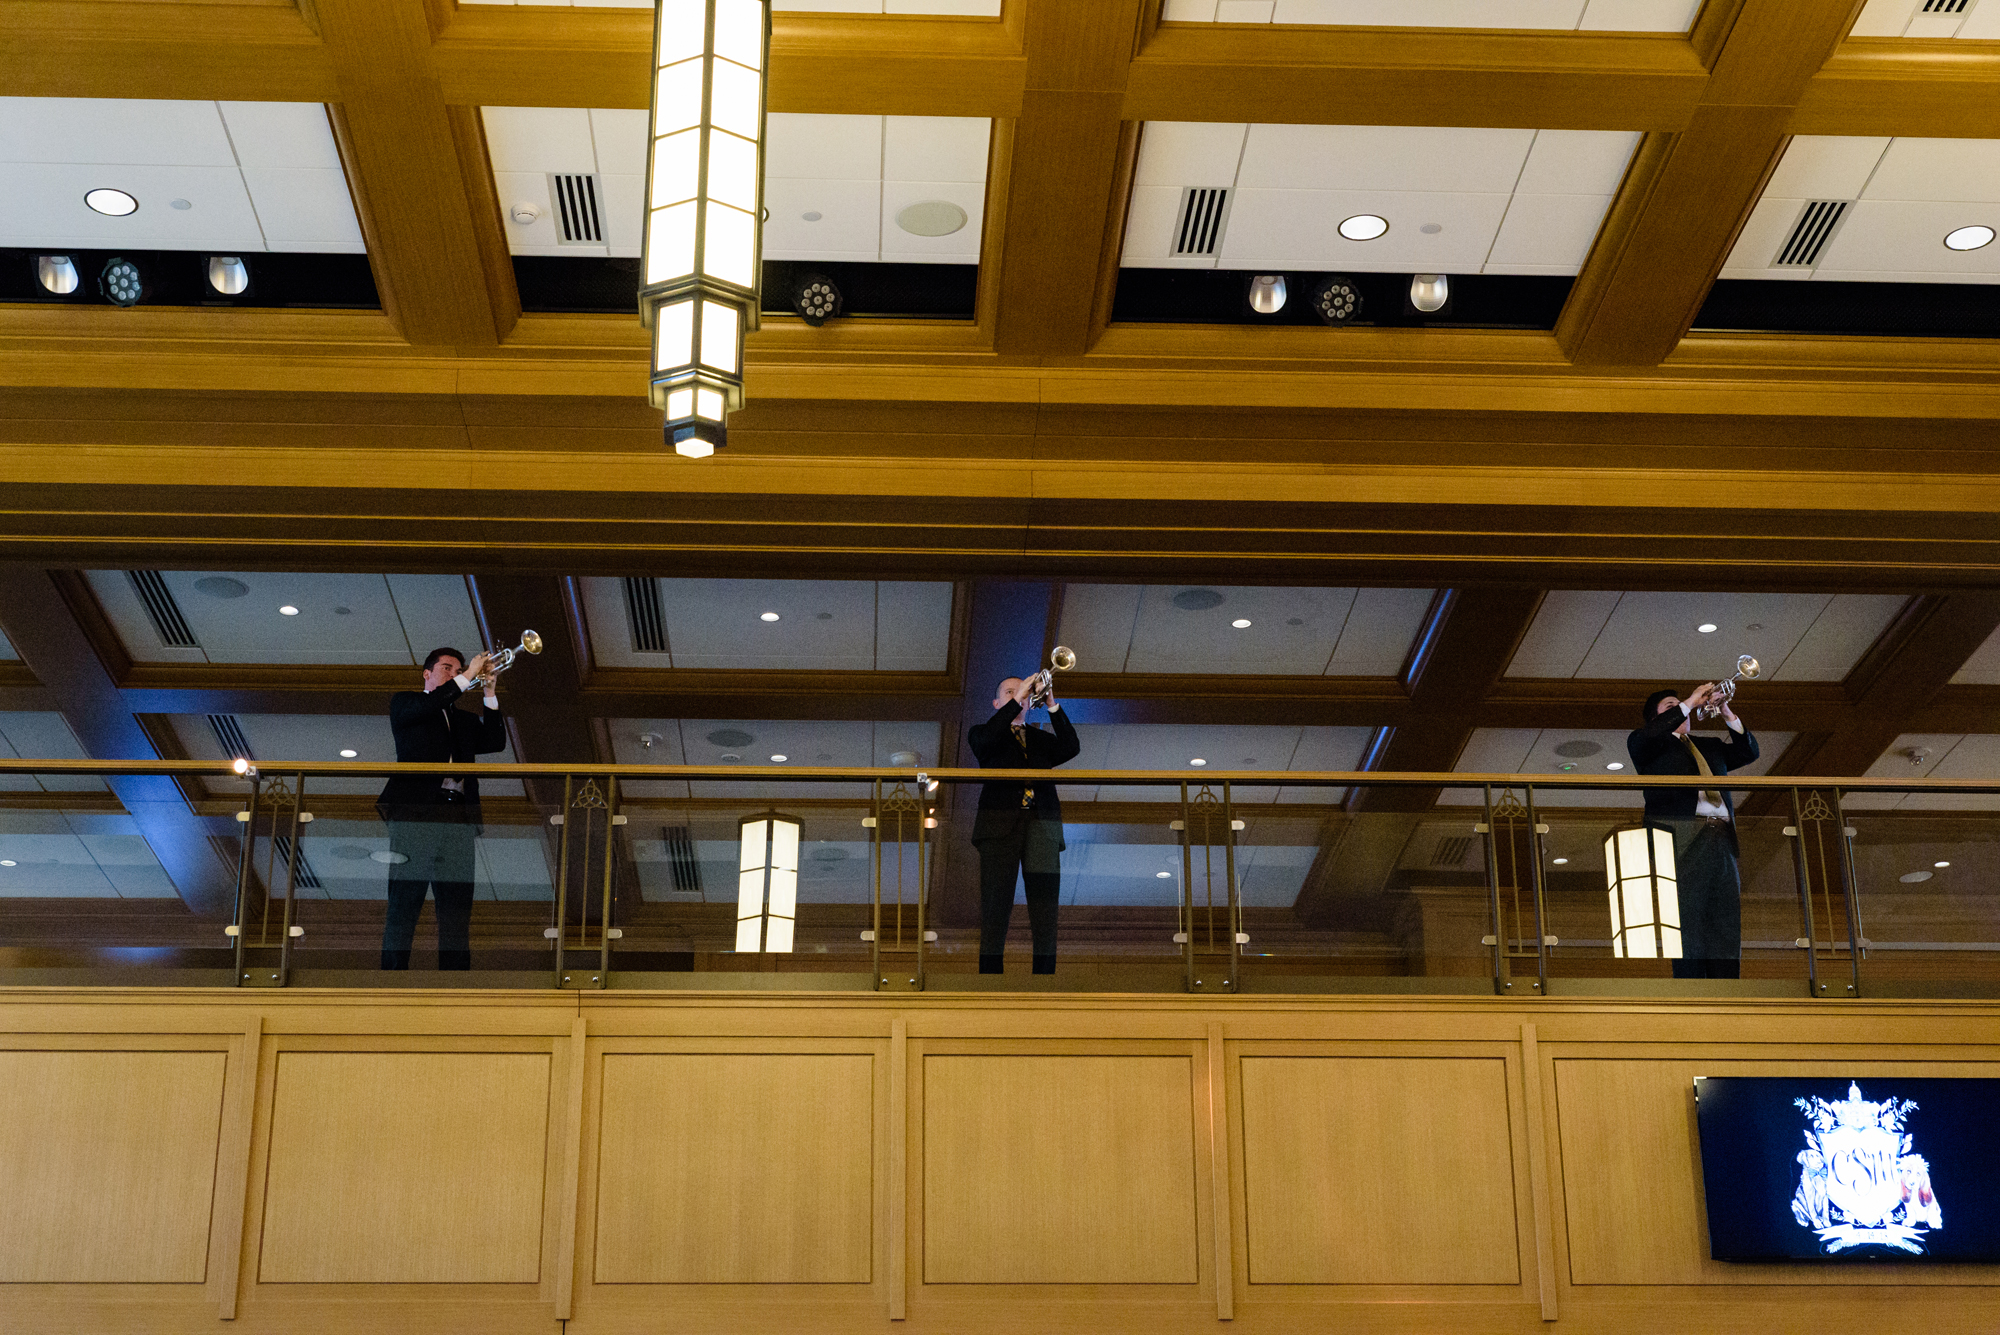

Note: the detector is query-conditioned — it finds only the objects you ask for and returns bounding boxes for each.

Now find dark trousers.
[975,818,1063,973]
[1670,819,1741,980]
[382,817,476,970]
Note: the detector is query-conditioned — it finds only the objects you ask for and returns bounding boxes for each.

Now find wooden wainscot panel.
[593,1052,874,1284]
[1554,1058,1705,1285]
[258,1051,552,1283]
[1238,1055,1520,1285]
[0,1049,226,1283]
[923,1054,1199,1284]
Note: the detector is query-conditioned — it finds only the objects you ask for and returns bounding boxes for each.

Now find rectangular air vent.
[1173,187,1231,257]
[1430,835,1476,869]
[208,714,254,763]
[271,833,323,892]
[1773,200,1849,268]
[550,174,603,244]
[128,570,199,649]
[622,577,668,654]
[663,824,703,896]
[1921,0,1968,13]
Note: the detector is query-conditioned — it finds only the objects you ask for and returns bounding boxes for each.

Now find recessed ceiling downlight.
[85,188,138,216]
[1338,214,1388,241]
[1944,225,1994,252]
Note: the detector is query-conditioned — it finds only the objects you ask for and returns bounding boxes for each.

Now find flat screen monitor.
[1694,1076,2000,1261]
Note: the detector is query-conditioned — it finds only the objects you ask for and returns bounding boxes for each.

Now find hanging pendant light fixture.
[1604,824,1681,959]
[641,0,770,458]
[737,812,800,952]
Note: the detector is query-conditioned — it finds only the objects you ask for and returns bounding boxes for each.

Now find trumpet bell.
[520,630,543,656]
[1050,645,1076,672]
[1735,653,1760,680]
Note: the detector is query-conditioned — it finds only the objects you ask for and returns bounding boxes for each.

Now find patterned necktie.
[1682,735,1724,811]
[1012,723,1034,808]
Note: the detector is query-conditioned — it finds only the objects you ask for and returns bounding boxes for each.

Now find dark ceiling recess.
[0,250,379,308]
[1111,268,1574,329]
[512,257,978,319]
[1694,280,2000,339]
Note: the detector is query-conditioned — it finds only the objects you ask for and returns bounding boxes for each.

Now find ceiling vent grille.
[623,577,668,654]
[1921,0,1968,13]
[1773,200,1849,267]
[1430,835,1476,870]
[663,824,703,896]
[550,174,604,244]
[129,570,199,649]
[208,714,254,763]
[1173,187,1231,257]
[271,833,323,892]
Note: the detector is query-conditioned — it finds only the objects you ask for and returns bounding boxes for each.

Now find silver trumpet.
[476,630,543,687]
[1025,645,1076,710]
[1695,654,1759,719]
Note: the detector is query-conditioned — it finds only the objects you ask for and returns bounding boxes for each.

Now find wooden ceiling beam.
[1554,0,1860,368]
[0,1,337,101]
[1795,42,2000,136]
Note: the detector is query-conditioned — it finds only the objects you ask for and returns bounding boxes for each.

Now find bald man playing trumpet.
[967,672,1081,975]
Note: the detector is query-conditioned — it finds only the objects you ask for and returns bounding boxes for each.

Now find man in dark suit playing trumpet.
[378,647,509,970]
[1628,681,1759,980]
[967,672,1081,975]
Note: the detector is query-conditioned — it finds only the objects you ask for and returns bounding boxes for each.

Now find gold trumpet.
[476,630,542,687]
[1025,645,1076,710]
[1695,654,1759,719]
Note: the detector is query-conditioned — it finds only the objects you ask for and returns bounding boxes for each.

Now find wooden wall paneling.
[555,1016,588,1321]
[889,1016,909,1321]
[1205,1020,1233,1321]
[257,1049,554,1283]
[1518,1023,1557,1322]
[592,1049,876,1284]
[215,1014,265,1320]
[1235,1052,1521,1286]
[921,1045,1202,1285]
[0,1045,229,1283]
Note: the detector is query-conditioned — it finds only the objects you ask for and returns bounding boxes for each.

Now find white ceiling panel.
[1506,590,1909,681]
[0,810,176,899]
[1059,723,1374,804]
[581,577,954,671]
[881,179,985,262]
[765,178,883,259]
[0,98,362,254]
[767,114,884,180]
[1485,193,1616,269]
[599,171,645,253]
[1851,0,1995,38]
[1217,189,1513,269]
[171,712,524,798]
[590,108,649,170]
[1724,136,2000,282]
[1058,584,1432,676]
[0,713,105,793]
[1237,125,1536,194]
[85,570,481,666]
[1850,733,2000,811]
[1951,624,2000,684]
[1121,185,1224,268]
[293,818,550,903]
[1167,0,1695,28]
[1515,129,1640,194]
[482,105,597,174]
[1134,122,1247,188]
[883,115,990,183]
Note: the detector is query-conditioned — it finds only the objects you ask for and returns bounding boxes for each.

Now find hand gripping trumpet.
[1695,654,1759,719]
[1025,646,1076,710]
[476,630,543,688]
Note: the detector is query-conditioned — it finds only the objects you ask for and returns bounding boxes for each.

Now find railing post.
[869,780,883,990]
[231,773,261,986]
[275,774,305,986]
[1179,781,1196,993]
[1522,783,1549,996]
[1222,781,1240,993]
[1833,788,1865,999]
[598,776,619,981]
[1786,787,1822,999]
[914,785,928,992]
[1480,784,1506,995]
[550,773,574,990]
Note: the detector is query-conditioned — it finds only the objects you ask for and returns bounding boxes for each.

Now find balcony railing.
[1,759,1996,997]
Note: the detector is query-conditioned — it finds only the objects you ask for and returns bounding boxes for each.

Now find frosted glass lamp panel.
[652,129,701,208]
[654,300,695,375]
[656,59,704,135]
[699,301,740,373]
[1660,925,1683,956]
[771,817,800,871]
[666,387,695,419]
[714,0,765,69]
[1607,884,1626,958]
[734,913,763,953]
[704,202,756,286]
[710,59,762,142]
[764,915,795,953]
[1620,878,1659,957]
[767,866,798,920]
[707,130,760,213]
[657,1,705,65]
[697,387,726,421]
[646,202,697,284]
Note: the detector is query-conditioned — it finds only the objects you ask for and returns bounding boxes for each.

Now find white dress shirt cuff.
[1726,717,1744,733]
[453,673,476,692]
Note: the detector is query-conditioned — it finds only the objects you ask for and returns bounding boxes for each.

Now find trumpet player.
[967,671,1081,975]
[1628,681,1760,980]
[375,647,510,971]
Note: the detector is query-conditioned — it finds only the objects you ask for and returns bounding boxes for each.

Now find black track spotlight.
[1408,273,1450,315]
[791,272,842,326]
[207,255,250,296]
[35,255,79,295]
[1309,274,1363,325]
[98,256,145,307]
[1246,274,1287,315]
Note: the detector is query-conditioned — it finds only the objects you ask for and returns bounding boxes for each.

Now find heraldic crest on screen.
[1791,1083,1942,1255]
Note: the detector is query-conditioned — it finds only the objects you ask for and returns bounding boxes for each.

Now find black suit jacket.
[967,700,1080,841]
[378,679,509,819]
[1627,705,1759,823]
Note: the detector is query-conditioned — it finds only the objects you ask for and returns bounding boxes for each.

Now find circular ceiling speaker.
[1171,588,1226,610]
[895,200,968,237]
